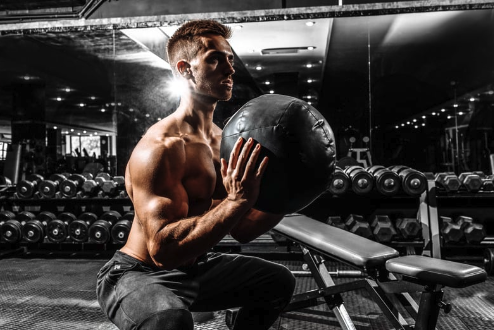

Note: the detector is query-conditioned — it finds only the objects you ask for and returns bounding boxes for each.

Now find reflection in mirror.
[0,5,493,180]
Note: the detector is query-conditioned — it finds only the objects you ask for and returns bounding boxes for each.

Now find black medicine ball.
[220,94,336,214]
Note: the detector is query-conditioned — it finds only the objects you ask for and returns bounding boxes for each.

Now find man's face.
[188,34,235,101]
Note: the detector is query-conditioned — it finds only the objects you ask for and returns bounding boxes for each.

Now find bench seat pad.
[273,214,399,269]
[386,255,487,288]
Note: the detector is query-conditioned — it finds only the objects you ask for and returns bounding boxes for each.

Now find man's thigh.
[190,253,295,311]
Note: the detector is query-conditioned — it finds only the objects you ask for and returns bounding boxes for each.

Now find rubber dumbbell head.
[89,220,113,244]
[327,168,351,195]
[111,219,133,244]
[435,172,461,192]
[395,217,421,240]
[458,172,482,193]
[326,216,346,230]
[1,220,23,243]
[370,215,397,243]
[16,174,44,199]
[440,216,463,243]
[59,174,86,198]
[344,166,374,195]
[345,214,373,239]
[68,212,98,243]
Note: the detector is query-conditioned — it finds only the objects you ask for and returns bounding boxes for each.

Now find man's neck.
[175,93,218,138]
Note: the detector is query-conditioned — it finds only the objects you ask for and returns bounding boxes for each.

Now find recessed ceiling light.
[255,65,262,70]
[90,96,96,100]
[145,114,150,117]
[269,90,274,94]
[56,97,62,101]
[469,97,475,102]
[234,25,243,30]
[265,81,270,85]
[307,79,313,83]
[79,103,85,107]
[306,21,315,27]
[53,126,58,129]
[307,46,315,50]
[306,64,313,68]
[23,76,30,80]
[422,115,426,118]
[101,108,106,112]
[458,111,464,115]
[65,88,71,92]
[441,108,446,112]
[453,104,458,107]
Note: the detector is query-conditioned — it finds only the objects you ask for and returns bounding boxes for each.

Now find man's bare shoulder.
[128,117,186,174]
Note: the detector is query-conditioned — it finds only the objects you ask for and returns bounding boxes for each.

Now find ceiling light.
[422,123,426,126]
[157,117,162,121]
[70,129,74,132]
[255,65,262,70]
[413,119,417,122]
[414,125,419,129]
[269,90,274,94]
[307,46,315,50]
[489,91,494,95]
[129,108,134,112]
[101,108,106,112]
[307,96,312,99]
[401,123,405,126]
[307,79,313,83]
[441,108,446,112]
[395,126,399,129]
[458,111,464,115]
[90,96,96,100]
[83,131,87,134]
[447,115,452,119]
[306,64,313,68]
[56,97,62,101]
[407,121,410,124]
[422,115,426,119]
[65,88,71,92]
[79,103,85,107]
[432,112,436,115]
[53,126,58,129]
[453,103,458,107]
[469,97,475,102]
[306,21,315,26]
[94,132,98,135]
[234,25,243,30]
[145,114,150,117]
[77,133,81,135]
[23,76,30,80]
[265,81,270,85]
[307,101,312,105]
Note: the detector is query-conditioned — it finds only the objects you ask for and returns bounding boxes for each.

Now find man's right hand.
[221,137,268,209]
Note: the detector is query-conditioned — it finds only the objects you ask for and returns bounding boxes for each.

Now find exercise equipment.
[16,174,44,199]
[81,179,101,197]
[440,216,463,244]
[88,220,113,244]
[220,94,336,214]
[0,219,23,243]
[388,166,427,197]
[395,217,421,240]
[22,219,46,243]
[68,212,98,242]
[111,219,132,244]
[267,214,486,330]
[326,216,346,230]
[455,215,486,245]
[344,214,373,239]
[435,172,461,193]
[38,174,67,199]
[458,172,483,193]
[101,176,126,197]
[59,174,86,198]
[344,166,374,195]
[370,215,397,243]
[366,165,401,196]
[327,167,350,195]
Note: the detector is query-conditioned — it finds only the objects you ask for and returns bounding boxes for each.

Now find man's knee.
[275,265,296,305]
[137,308,194,330]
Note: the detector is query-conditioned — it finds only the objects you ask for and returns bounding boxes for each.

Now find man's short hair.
[167,19,232,76]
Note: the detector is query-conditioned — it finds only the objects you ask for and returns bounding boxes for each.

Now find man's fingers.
[256,156,269,179]
[235,137,254,177]
[243,143,261,179]
[229,136,244,170]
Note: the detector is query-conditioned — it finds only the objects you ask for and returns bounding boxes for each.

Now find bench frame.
[283,244,446,330]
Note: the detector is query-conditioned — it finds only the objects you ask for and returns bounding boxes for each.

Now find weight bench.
[268,214,487,330]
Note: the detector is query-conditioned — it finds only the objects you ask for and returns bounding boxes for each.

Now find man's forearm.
[230,209,284,244]
[151,198,250,269]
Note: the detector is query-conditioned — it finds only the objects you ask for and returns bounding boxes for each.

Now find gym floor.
[0,243,493,330]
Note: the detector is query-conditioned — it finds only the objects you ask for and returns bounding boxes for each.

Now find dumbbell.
[369,215,397,243]
[111,218,133,244]
[16,174,44,199]
[344,214,373,239]
[94,172,112,186]
[366,165,401,197]
[0,210,16,221]
[88,211,122,244]
[455,215,486,245]
[68,212,98,242]
[472,171,494,192]
[101,176,126,197]
[59,174,86,198]
[388,166,427,197]
[325,216,347,230]
[122,211,135,221]
[327,167,351,195]
[1,219,23,243]
[38,174,67,199]
[435,172,461,193]
[458,172,483,193]
[395,217,422,240]
[344,166,374,195]
[81,179,101,197]
[15,211,42,243]
[440,216,464,244]
[46,212,77,243]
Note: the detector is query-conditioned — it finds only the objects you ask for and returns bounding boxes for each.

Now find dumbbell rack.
[0,196,134,253]
[421,173,494,273]
[301,190,426,254]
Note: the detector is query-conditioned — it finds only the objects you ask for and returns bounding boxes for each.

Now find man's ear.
[177,60,191,77]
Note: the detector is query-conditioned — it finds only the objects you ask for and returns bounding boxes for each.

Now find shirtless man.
[96,19,296,330]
